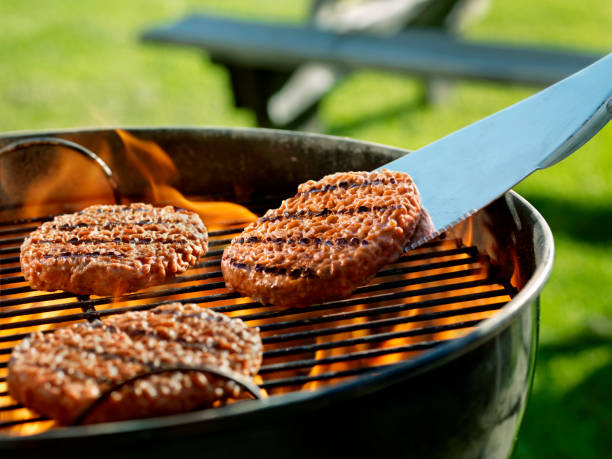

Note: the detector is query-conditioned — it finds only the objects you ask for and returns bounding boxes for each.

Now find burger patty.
[222,170,428,307]
[20,203,208,296]
[8,303,263,425]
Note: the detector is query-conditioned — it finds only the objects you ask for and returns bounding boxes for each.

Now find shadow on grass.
[514,331,612,459]
[521,193,612,246]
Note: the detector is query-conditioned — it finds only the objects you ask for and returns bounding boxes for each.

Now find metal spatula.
[380,53,612,247]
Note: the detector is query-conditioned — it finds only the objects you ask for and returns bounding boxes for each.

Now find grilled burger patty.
[20,203,208,296]
[8,303,263,425]
[222,170,427,307]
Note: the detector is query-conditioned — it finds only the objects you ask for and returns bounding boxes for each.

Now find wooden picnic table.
[142,9,602,128]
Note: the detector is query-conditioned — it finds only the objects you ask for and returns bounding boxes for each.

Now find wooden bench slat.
[142,14,603,85]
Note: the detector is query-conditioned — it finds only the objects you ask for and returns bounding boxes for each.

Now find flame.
[1,129,257,228]
[14,143,117,219]
[116,130,256,231]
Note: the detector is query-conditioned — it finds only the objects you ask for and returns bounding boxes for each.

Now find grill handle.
[0,137,122,204]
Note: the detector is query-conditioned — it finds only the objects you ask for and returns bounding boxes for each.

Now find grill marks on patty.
[258,204,403,223]
[298,176,398,196]
[20,203,208,296]
[222,170,424,307]
[52,218,202,231]
[25,206,203,258]
[233,235,369,248]
[8,303,263,425]
[228,258,317,279]
[35,237,191,246]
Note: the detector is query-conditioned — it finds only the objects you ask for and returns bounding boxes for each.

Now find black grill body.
[0,127,552,458]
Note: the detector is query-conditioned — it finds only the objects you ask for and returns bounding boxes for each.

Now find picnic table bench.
[141,4,602,129]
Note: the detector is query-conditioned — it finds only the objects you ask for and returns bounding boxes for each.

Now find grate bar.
[0,236,26,245]
[260,340,448,373]
[206,238,232,248]
[1,285,34,296]
[262,319,483,359]
[0,256,19,265]
[237,278,507,324]
[357,265,480,292]
[259,365,394,390]
[400,245,476,260]
[261,301,507,344]
[0,331,34,344]
[0,279,229,311]
[0,276,25,286]
[0,417,49,429]
[189,291,242,304]
[0,404,21,412]
[207,228,245,237]
[0,292,74,309]
[0,225,40,237]
[194,259,223,269]
[385,246,474,265]
[0,246,20,256]
[210,301,261,313]
[0,266,20,275]
[257,290,508,334]
[204,248,224,258]
[0,270,225,303]
[0,215,55,227]
[375,255,478,278]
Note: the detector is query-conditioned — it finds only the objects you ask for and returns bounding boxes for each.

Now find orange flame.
[15,146,117,219]
[116,130,256,231]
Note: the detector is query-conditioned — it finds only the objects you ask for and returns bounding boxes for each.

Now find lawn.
[0,1,610,457]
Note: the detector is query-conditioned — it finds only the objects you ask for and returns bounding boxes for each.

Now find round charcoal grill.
[0,127,553,459]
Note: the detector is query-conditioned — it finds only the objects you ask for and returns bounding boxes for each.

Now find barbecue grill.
[0,127,553,458]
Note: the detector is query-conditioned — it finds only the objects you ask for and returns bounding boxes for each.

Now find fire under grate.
[0,204,516,435]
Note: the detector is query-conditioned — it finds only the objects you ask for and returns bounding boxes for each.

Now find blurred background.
[0,1,610,457]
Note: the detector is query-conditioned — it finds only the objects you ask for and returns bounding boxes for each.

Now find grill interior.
[0,196,516,436]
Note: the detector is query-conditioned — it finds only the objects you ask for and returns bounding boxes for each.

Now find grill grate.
[0,205,515,435]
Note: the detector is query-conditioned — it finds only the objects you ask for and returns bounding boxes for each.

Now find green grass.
[1,1,611,457]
